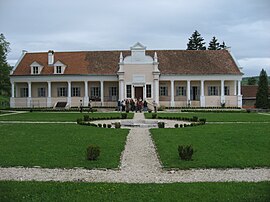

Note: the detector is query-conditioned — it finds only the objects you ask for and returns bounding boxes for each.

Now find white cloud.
[239,58,270,77]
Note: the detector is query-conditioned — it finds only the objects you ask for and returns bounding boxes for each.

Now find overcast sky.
[1,0,269,77]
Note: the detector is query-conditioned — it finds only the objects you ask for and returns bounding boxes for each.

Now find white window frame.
[72,87,81,97]
[90,87,100,98]
[208,86,219,96]
[57,87,67,97]
[56,66,62,74]
[160,86,168,96]
[20,88,28,97]
[176,86,186,96]
[146,84,151,98]
[38,87,46,97]
[224,86,230,96]
[33,66,39,74]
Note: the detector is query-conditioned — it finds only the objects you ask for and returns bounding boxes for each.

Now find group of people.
[118,98,148,113]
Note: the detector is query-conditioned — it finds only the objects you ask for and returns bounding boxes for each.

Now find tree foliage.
[0,33,12,96]
[219,41,227,49]
[247,77,257,85]
[186,30,206,50]
[255,69,269,108]
[208,36,221,50]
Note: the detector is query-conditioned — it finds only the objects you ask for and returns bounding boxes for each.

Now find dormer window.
[30,62,43,75]
[33,66,39,74]
[56,66,62,74]
[53,61,66,74]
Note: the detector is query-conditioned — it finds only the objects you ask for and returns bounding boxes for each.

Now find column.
[221,80,225,104]
[10,82,15,108]
[234,80,237,96]
[27,81,32,107]
[119,80,124,101]
[100,81,104,106]
[237,80,242,108]
[200,80,205,107]
[47,81,51,107]
[84,81,89,107]
[143,85,147,100]
[187,80,190,106]
[154,79,159,105]
[170,80,175,107]
[67,81,71,106]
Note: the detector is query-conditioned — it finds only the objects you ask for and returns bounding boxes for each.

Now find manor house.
[10,42,243,108]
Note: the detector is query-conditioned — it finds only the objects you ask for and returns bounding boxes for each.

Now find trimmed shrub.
[77,118,83,125]
[148,110,152,113]
[180,124,183,128]
[83,115,90,121]
[98,123,102,128]
[103,124,106,128]
[246,109,251,113]
[107,124,112,128]
[192,116,198,122]
[199,118,206,124]
[115,122,121,129]
[158,122,165,128]
[184,124,187,127]
[178,145,194,161]
[152,113,157,119]
[174,123,179,128]
[86,144,100,160]
[121,113,127,119]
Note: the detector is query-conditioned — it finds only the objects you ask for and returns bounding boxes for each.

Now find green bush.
[152,113,157,119]
[98,123,102,128]
[103,124,106,128]
[199,118,206,124]
[115,122,121,129]
[83,115,90,121]
[158,122,165,128]
[107,124,112,128]
[178,145,194,161]
[180,124,183,128]
[86,144,100,160]
[192,116,198,122]
[121,113,127,119]
[174,123,179,128]
[77,118,83,124]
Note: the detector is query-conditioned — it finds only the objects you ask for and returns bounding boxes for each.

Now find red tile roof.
[242,85,270,98]
[12,49,242,76]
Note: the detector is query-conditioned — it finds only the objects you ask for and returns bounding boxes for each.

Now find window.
[56,66,62,74]
[109,86,118,98]
[126,85,131,98]
[224,86,230,95]
[146,84,151,98]
[72,87,81,97]
[33,66,39,74]
[160,86,168,96]
[208,86,219,96]
[38,87,46,97]
[57,87,67,97]
[20,88,28,97]
[90,87,100,97]
[176,86,186,96]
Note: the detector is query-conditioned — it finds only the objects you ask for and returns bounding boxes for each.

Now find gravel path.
[1,112,270,183]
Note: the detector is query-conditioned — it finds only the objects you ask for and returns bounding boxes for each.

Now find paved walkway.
[0,112,270,183]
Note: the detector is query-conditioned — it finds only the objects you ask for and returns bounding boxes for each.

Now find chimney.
[48,50,54,65]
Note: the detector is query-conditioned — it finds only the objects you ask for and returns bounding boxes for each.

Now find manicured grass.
[145,112,270,122]
[0,112,134,122]
[150,124,270,169]
[0,181,269,201]
[0,124,129,168]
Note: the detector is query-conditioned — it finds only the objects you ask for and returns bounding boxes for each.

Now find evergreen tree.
[219,41,227,49]
[0,33,12,96]
[186,30,206,50]
[208,36,221,50]
[255,69,269,108]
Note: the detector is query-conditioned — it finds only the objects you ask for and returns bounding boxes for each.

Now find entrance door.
[191,86,200,100]
[135,87,143,100]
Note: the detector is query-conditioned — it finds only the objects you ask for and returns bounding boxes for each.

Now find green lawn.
[150,124,270,169]
[145,112,270,122]
[0,181,269,202]
[0,112,134,122]
[0,124,129,169]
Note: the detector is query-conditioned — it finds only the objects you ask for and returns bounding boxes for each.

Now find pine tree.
[208,36,221,50]
[0,33,12,96]
[219,41,227,49]
[186,30,206,50]
[255,69,269,108]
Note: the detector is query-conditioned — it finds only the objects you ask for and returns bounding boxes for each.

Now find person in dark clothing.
[143,100,148,111]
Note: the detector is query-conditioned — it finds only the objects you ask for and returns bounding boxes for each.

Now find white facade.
[10,42,243,108]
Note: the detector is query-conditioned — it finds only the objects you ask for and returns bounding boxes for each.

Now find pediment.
[30,61,42,67]
[131,42,146,50]
[54,60,66,67]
